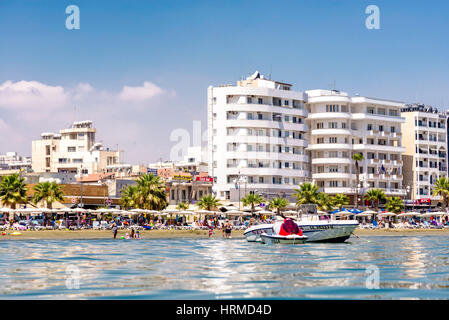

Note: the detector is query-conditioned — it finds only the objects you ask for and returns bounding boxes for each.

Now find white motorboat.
[260,233,308,244]
[244,219,359,243]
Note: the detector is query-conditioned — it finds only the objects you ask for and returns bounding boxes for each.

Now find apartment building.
[208,71,309,201]
[31,120,120,174]
[401,104,448,205]
[0,152,31,172]
[306,89,406,204]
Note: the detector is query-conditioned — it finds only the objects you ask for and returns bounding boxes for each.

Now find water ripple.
[0,235,448,299]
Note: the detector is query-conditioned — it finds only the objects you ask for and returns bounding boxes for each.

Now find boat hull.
[260,233,308,244]
[244,220,358,243]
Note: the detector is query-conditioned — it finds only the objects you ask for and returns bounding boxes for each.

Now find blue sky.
[1,0,449,163]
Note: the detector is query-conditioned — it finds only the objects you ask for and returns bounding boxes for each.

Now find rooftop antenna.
[269,64,272,80]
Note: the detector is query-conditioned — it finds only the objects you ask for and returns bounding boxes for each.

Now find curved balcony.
[351,113,405,123]
[224,104,307,117]
[224,151,308,162]
[311,129,352,136]
[352,144,406,153]
[307,112,351,120]
[226,168,309,178]
[224,135,308,147]
[225,120,308,132]
[312,172,355,180]
[312,157,352,165]
[307,143,352,151]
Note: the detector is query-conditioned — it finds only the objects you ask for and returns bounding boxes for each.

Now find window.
[391,126,395,133]
[379,125,384,132]
[258,113,263,120]
[330,181,338,187]
[317,122,324,129]
[247,113,253,120]
[247,97,252,104]
[284,115,289,122]
[329,137,337,143]
[317,138,324,144]
[367,124,372,130]
[68,147,76,152]
[258,98,263,104]
[329,122,337,129]
[259,177,264,184]
[341,123,346,129]
[284,100,289,106]
[326,104,339,112]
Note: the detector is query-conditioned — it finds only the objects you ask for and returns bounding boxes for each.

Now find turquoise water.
[0,235,448,299]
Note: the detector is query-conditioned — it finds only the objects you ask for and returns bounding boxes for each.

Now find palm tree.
[269,197,289,215]
[352,153,364,208]
[332,193,350,212]
[120,185,139,209]
[293,182,320,206]
[0,173,28,209]
[385,196,404,214]
[197,194,221,211]
[135,174,168,210]
[365,188,386,212]
[432,177,449,209]
[316,193,334,212]
[176,202,189,210]
[32,181,65,209]
[242,193,265,213]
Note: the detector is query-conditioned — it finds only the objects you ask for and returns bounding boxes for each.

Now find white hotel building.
[401,104,448,204]
[208,71,408,203]
[306,89,407,203]
[208,71,309,201]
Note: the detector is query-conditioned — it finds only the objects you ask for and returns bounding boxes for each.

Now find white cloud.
[0,80,67,109]
[118,81,165,102]
[0,79,177,161]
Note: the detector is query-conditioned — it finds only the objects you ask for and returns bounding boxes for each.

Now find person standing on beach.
[112,222,118,239]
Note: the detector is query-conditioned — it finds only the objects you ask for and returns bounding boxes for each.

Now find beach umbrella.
[317,210,328,215]
[362,210,378,215]
[398,211,421,217]
[355,212,373,217]
[377,212,397,218]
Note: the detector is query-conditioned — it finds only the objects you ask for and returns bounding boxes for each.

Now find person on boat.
[279,214,303,236]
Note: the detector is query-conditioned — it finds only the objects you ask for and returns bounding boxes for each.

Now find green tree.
[293,182,320,206]
[385,196,404,214]
[316,193,334,212]
[0,174,28,209]
[269,197,289,215]
[176,202,189,210]
[332,193,350,211]
[32,181,65,209]
[197,194,221,211]
[120,185,139,209]
[352,153,364,208]
[432,177,449,209]
[135,174,168,210]
[365,188,387,212]
[242,193,265,213]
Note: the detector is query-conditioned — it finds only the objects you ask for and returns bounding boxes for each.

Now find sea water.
[0,235,448,299]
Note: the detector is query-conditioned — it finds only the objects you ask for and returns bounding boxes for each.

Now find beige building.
[31,120,120,174]
[401,104,448,204]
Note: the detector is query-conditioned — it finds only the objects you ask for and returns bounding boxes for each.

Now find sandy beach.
[1,228,448,240]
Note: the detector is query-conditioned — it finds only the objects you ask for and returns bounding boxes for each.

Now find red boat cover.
[279,218,303,236]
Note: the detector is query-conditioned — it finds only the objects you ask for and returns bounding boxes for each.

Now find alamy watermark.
[365,5,380,30]
[65,265,80,289]
[365,264,380,289]
[66,5,80,30]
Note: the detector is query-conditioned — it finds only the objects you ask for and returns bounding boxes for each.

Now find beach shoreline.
[1,228,448,240]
